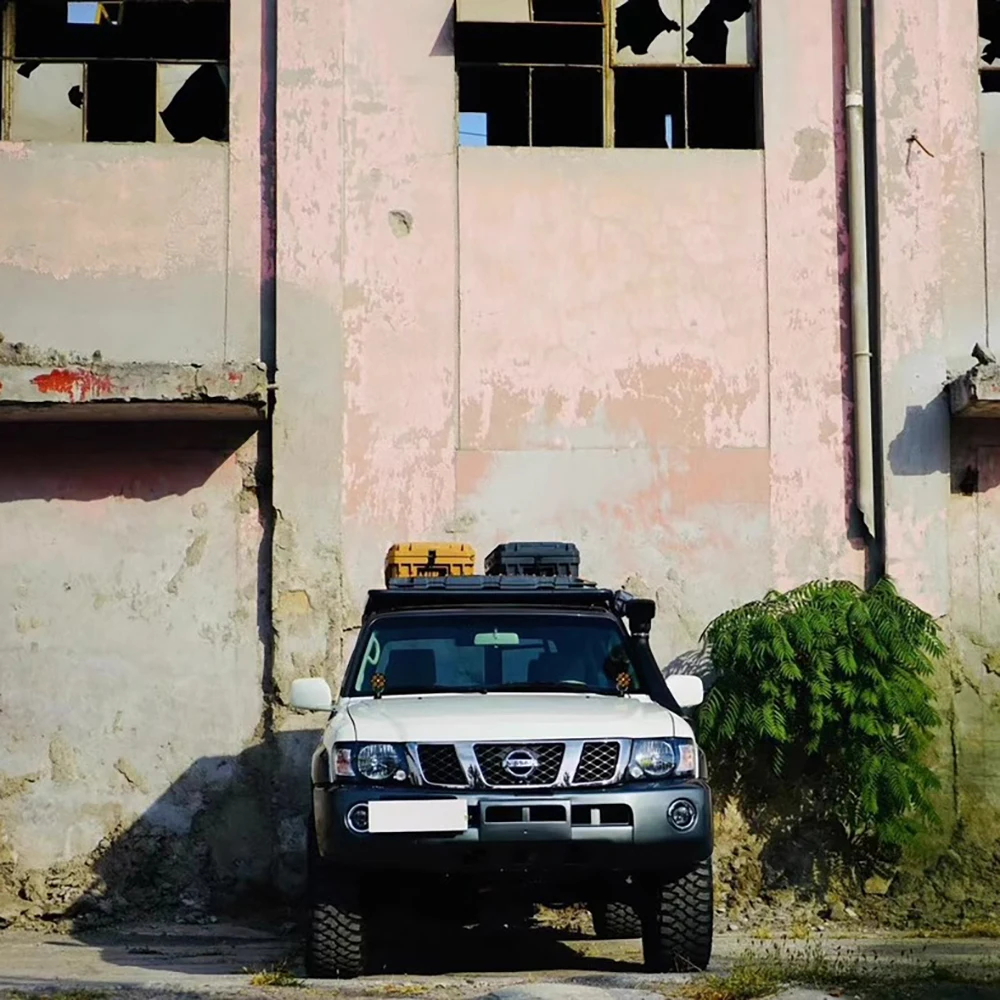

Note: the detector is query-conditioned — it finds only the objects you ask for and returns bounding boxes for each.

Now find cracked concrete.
[0,925,997,1000]
[949,363,1000,417]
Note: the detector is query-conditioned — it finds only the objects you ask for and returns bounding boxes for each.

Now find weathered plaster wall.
[0,145,228,363]
[874,0,982,614]
[0,6,271,920]
[0,4,264,367]
[339,0,458,620]
[456,148,771,657]
[762,0,863,589]
[7,0,1000,926]
[0,425,264,917]
[272,0,346,703]
[871,0,1000,913]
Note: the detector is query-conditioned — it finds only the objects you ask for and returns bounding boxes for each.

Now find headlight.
[357,743,403,781]
[628,738,696,780]
[332,743,409,783]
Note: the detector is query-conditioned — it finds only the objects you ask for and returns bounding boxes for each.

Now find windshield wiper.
[487,682,625,697]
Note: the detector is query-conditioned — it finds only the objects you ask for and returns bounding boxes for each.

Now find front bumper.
[313,780,712,875]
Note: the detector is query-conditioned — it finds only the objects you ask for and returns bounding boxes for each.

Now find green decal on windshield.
[474,630,520,647]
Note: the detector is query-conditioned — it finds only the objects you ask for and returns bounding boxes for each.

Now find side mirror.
[665,674,704,710]
[289,677,334,712]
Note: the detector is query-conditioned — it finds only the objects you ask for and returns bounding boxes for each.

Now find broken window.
[0,0,229,144]
[982,0,1000,149]
[455,0,760,149]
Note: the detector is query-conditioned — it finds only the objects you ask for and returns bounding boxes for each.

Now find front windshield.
[350,613,645,697]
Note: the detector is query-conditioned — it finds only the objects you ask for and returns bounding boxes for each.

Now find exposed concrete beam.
[948,363,1000,417]
[0,361,267,422]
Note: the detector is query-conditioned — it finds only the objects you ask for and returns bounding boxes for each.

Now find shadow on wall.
[0,419,306,926]
[887,395,950,476]
[0,421,257,503]
[661,646,716,690]
[52,729,321,930]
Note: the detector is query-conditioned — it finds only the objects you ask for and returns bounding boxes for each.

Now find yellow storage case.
[384,542,476,585]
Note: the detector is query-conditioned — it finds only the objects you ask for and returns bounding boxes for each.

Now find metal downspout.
[845,0,879,553]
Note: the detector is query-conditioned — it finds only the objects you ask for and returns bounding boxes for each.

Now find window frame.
[454,0,763,150]
[0,0,230,144]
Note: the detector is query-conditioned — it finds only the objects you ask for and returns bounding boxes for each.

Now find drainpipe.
[844,0,879,556]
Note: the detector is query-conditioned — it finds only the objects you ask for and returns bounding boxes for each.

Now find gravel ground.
[0,922,997,1000]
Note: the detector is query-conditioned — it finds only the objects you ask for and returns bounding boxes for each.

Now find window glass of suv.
[350,613,644,697]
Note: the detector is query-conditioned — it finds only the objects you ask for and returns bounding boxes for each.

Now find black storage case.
[484,541,580,578]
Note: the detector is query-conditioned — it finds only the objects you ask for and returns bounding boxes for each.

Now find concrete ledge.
[0,362,268,421]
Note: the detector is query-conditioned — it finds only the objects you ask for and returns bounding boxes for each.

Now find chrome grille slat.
[474,742,565,787]
[573,741,621,785]
[412,739,631,789]
[417,744,467,786]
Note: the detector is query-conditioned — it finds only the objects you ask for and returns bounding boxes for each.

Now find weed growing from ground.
[245,962,303,988]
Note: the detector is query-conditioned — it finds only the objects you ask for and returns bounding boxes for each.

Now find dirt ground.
[0,921,998,1000]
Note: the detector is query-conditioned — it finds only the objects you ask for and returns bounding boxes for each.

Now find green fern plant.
[698,578,944,857]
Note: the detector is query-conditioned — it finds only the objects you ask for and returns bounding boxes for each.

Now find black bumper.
[313,781,712,875]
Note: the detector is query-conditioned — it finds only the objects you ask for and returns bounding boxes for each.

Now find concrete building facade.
[0,0,997,918]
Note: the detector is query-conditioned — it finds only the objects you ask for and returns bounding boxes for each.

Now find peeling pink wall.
[762,0,863,589]
[340,0,458,611]
[0,145,228,362]
[874,0,985,616]
[311,0,864,659]
[455,147,771,654]
[458,149,767,452]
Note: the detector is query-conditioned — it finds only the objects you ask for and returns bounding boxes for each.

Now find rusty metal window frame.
[980,0,1000,149]
[455,0,762,149]
[0,0,229,143]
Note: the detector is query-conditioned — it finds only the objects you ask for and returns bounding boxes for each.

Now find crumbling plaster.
[0,427,263,895]
[2,0,1000,923]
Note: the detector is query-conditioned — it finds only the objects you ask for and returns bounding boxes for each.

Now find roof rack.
[385,575,597,592]
[364,575,613,619]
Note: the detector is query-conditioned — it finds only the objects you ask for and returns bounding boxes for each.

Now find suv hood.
[343,692,691,742]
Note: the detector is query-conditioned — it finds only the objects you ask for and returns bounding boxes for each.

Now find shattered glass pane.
[684,0,754,66]
[613,0,683,65]
[459,111,489,147]
[67,2,101,24]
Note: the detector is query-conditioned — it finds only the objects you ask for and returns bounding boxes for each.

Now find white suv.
[291,572,713,978]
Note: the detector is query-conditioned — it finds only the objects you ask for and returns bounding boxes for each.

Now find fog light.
[346,803,370,833]
[667,798,697,832]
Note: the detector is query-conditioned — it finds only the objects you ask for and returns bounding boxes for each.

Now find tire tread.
[642,859,714,972]
[592,900,643,939]
[308,897,365,978]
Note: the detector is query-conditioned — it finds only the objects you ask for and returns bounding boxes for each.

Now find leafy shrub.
[698,578,943,856]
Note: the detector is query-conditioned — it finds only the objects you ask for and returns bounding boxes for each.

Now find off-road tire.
[590,900,642,939]
[308,895,366,978]
[306,815,367,978]
[641,859,714,972]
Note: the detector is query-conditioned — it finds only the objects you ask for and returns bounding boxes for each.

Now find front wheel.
[641,859,714,973]
[308,894,367,978]
[306,816,368,978]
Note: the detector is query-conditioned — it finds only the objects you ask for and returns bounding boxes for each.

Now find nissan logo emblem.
[503,748,539,779]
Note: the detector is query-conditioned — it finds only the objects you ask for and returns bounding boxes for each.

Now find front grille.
[474,742,565,786]
[417,744,468,786]
[573,741,621,784]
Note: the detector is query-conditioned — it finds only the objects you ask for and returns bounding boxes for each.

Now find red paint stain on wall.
[32,369,114,403]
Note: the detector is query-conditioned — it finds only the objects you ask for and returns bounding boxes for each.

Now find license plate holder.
[367,798,468,834]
